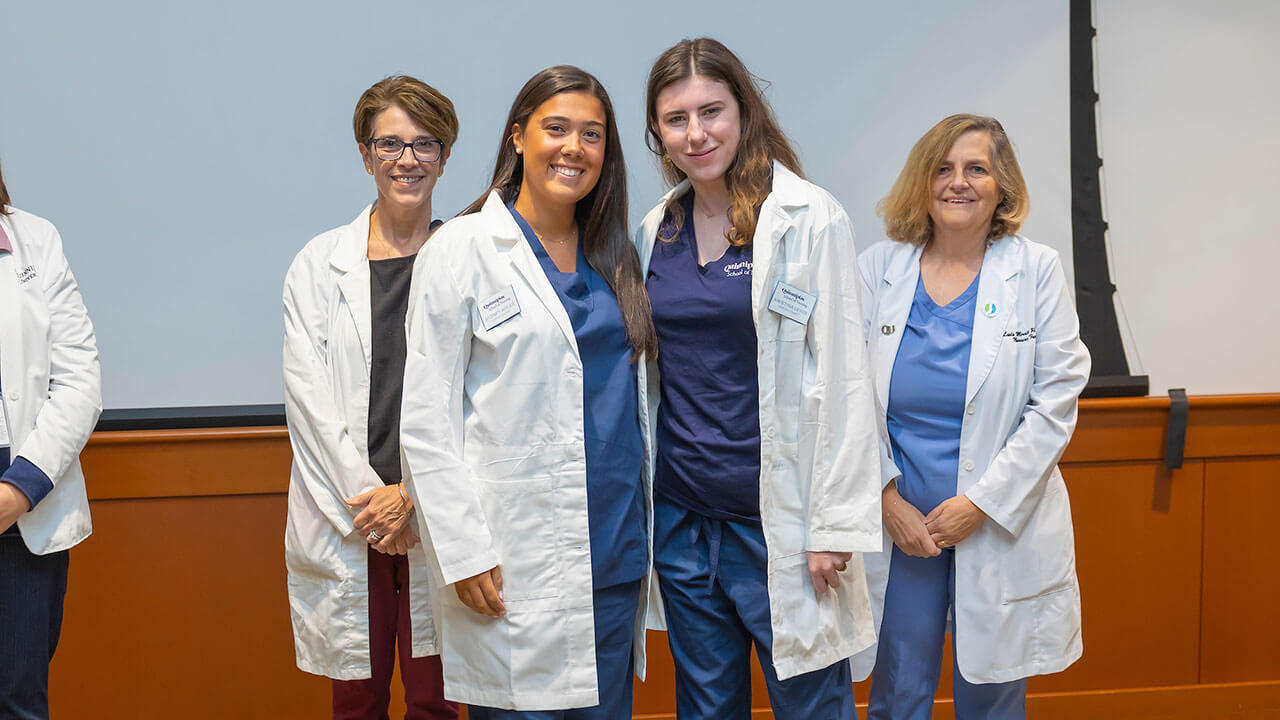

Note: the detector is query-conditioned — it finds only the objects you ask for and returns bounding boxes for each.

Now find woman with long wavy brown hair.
[633,38,881,719]
[400,65,656,718]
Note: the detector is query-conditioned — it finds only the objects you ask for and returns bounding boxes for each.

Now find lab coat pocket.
[999,480,1075,604]
[478,477,561,602]
[767,551,837,661]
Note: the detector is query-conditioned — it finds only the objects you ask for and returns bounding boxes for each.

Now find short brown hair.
[352,76,458,148]
[879,114,1029,245]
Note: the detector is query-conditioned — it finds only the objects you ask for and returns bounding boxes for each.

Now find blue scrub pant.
[0,535,69,720]
[868,546,1025,720]
[653,496,857,720]
[467,579,641,720]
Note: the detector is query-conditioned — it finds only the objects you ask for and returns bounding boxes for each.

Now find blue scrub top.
[886,271,980,517]
[508,204,648,589]
[645,192,762,523]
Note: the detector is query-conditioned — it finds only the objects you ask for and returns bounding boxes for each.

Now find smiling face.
[653,74,742,191]
[511,91,606,212]
[359,104,448,215]
[929,129,1002,239]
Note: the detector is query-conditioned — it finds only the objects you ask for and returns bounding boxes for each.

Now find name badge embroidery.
[768,280,817,325]
[16,265,36,285]
[478,285,521,330]
[1003,327,1037,342]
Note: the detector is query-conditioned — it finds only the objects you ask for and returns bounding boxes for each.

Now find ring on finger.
[368,530,382,542]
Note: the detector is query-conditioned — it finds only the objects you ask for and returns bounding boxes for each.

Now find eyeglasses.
[369,137,444,163]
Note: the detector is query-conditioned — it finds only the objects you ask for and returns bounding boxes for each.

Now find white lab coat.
[399,191,654,710]
[282,206,437,680]
[632,162,881,681]
[851,235,1089,683]
[0,208,101,554]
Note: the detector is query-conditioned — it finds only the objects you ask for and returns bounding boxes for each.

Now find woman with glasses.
[634,38,880,719]
[283,75,458,720]
[400,65,657,718]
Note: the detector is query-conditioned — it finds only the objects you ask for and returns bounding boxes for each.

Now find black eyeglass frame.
[367,137,445,163]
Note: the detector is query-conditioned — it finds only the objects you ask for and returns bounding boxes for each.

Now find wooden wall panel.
[37,394,1280,717]
[1030,461,1205,692]
[1201,457,1280,683]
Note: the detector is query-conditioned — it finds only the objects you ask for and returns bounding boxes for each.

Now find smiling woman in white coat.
[853,114,1091,720]
[634,38,881,720]
[0,162,102,718]
[282,76,458,720]
[399,66,658,718]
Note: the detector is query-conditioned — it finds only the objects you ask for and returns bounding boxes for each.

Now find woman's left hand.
[347,485,413,544]
[807,551,852,595]
[923,495,987,549]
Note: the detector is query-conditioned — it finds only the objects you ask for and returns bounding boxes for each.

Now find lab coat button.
[966,404,975,415]
[767,428,776,439]
[962,460,975,472]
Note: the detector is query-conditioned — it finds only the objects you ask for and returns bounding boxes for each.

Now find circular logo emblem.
[983,302,997,317]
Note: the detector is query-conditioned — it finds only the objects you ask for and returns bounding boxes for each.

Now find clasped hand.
[882,481,986,557]
[346,485,419,555]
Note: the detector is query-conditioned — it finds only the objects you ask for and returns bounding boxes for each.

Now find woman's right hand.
[883,481,941,558]
[455,566,506,617]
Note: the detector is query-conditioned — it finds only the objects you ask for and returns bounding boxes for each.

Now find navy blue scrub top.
[508,204,648,589]
[886,271,980,518]
[645,192,762,523]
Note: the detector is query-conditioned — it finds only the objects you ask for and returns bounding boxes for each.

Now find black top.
[367,253,416,485]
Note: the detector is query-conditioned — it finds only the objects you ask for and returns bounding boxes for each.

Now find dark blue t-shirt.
[646,192,762,523]
[508,204,648,589]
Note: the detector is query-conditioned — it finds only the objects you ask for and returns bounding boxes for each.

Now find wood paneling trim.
[79,395,1280,499]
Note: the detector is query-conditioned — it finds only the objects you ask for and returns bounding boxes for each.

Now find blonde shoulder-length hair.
[879,114,1029,245]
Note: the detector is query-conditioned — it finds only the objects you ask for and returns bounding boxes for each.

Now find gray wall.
[3,1,1077,408]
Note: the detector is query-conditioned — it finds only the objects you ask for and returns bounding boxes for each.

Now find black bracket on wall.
[1164,389,1188,470]
[1070,0,1149,398]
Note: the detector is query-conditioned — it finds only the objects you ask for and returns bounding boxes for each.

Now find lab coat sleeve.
[15,223,102,484]
[399,246,499,586]
[964,253,1090,537]
[857,248,903,490]
[281,252,381,537]
[803,204,882,553]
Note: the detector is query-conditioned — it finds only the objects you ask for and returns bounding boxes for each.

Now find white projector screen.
[1,1,1071,410]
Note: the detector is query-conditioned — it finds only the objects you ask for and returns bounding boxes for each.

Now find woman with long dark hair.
[635,38,881,719]
[400,65,657,718]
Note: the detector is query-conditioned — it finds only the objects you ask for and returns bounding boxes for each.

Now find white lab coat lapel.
[331,206,373,373]
[0,226,25,432]
[965,237,1019,406]
[871,243,923,414]
[482,192,580,360]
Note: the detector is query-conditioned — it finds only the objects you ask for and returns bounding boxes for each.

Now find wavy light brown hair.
[645,38,802,246]
[0,160,10,214]
[462,65,657,360]
[353,75,459,149]
[879,114,1029,245]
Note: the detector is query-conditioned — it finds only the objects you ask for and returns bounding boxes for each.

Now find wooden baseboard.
[632,680,1280,720]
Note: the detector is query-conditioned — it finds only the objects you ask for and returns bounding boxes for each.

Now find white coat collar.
[330,205,374,372]
[0,213,22,396]
[870,235,1021,409]
[480,191,580,359]
[965,235,1021,405]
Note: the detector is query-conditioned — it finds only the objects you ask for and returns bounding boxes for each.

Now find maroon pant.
[332,546,458,720]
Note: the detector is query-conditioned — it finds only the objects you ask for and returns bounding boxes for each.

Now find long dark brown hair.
[645,38,802,245]
[463,65,657,359]
[0,160,11,214]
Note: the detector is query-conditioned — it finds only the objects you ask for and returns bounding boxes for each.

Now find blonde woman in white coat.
[635,38,880,719]
[853,114,1090,720]
[283,76,458,720]
[399,66,658,718]
[0,164,102,718]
